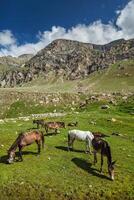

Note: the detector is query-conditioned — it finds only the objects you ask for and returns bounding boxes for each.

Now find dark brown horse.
[33,119,45,129]
[7,130,44,164]
[45,121,65,134]
[92,137,116,180]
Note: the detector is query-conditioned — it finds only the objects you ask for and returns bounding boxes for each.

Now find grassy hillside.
[19,59,134,93]
[0,59,133,93]
[0,102,133,200]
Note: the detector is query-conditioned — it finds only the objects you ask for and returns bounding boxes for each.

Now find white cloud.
[0,0,134,57]
[0,30,16,46]
[116,0,134,38]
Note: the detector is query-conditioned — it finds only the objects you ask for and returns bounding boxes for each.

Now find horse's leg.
[85,139,91,154]
[93,150,97,165]
[45,126,48,134]
[71,138,75,150]
[85,140,89,153]
[55,129,57,134]
[100,154,103,173]
[36,141,41,155]
[68,135,71,151]
[18,145,23,161]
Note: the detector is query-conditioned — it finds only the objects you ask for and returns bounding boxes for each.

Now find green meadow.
[0,101,134,200]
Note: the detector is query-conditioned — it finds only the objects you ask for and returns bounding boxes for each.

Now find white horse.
[68,129,94,153]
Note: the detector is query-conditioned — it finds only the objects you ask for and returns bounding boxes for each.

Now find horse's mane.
[8,132,24,152]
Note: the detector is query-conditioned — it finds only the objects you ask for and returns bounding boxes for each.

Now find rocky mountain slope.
[0,38,134,87]
[0,54,33,87]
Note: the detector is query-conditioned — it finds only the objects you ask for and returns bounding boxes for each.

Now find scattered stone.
[90,121,96,125]
[122,96,128,100]
[101,105,110,109]
[111,118,117,122]
[0,119,4,124]
[127,154,132,157]
[23,117,30,121]
[90,96,96,100]
[18,124,22,126]
[112,132,122,136]
[48,157,51,160]
[109,100,117,105]
[20,182,24,185]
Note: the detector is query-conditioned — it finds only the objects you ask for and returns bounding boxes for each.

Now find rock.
[101,105,110,109]
[90,121,96,125]
[112,132,122,136]
[122,96,128,100]
[111,118,116,122]
[0,119,4,124]
[109,100,117,105]
[48,157,51,160]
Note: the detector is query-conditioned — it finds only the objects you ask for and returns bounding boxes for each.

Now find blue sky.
[0,0,134,56]
[0,0,128,43]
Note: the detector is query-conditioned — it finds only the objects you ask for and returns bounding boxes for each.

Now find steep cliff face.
[0,38,134,87]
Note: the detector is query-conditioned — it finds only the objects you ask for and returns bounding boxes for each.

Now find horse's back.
[20,131,41,145]
[68,129,93,140]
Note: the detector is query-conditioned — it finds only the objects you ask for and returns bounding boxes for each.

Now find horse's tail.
[41,131,45,149]
[68,131,71,147]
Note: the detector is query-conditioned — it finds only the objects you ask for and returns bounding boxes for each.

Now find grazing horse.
[33,119,45,129]
[68,129,94,153]
[7,130,44,164]
[45,121,65,134]
[67,121,78,127]
[92,137,116,180]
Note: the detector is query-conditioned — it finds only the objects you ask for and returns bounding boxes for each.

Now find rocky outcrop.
[0,54,33,87]
[0,38,134,87]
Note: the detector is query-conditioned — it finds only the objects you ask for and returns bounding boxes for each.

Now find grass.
[0,102,134,200]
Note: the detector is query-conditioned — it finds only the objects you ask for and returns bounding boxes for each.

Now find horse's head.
[108,161,116,180]
[7,150,15,164]
[33,120,36,124]
[75,122,78,126]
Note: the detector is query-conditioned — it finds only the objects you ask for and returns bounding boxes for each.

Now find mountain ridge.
[0,38,134,87]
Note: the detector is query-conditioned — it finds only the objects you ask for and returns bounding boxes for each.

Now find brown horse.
[45,121,65,134]
[92,137,116,180]
[7,130,44,164]
[33,119,45,129]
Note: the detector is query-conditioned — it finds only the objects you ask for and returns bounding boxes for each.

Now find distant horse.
[33,119,45,129]
[67,121,78,127]
[92,137,116,180]
[45,121,65,134]
[68,129,94,153]
[7,130,44,164]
